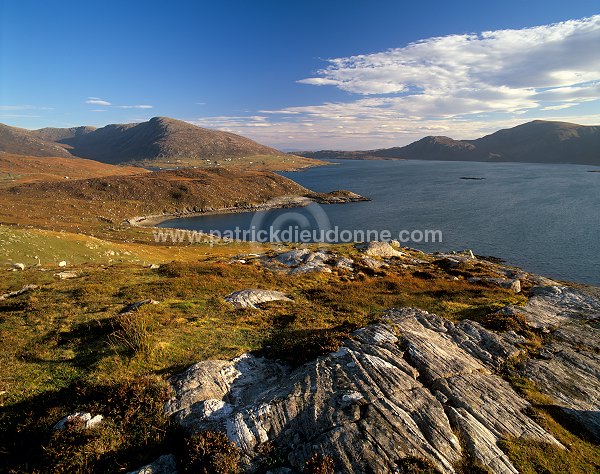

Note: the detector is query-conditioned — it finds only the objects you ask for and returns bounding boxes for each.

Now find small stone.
[58,261,67,267]
[12,263,25,271]
[55,271,78,280]
[53,412,103,431]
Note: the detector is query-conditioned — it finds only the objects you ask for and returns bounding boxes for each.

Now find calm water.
[159,160,600,285]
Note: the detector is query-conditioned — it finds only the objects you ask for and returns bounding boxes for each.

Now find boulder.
[12,263,25,271]
[360,241,404,257]
[225,289,292,309]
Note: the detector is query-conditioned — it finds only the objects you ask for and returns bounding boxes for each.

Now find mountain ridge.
[0,117,306,168]
[296,120,600,165]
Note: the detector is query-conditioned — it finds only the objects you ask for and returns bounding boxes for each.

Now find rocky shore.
[129,190,369,227]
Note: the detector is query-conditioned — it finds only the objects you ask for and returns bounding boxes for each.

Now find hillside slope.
[50,116,286,165]
[0,153,145,188]
[0,168,310,231]
[297,120,600,165]
[0,123,73,158]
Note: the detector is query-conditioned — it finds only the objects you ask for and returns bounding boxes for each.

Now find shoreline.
[129,191,369,227]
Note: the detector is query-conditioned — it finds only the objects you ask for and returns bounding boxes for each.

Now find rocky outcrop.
[162,284,600,472]
[165,301,582,472]
[225,289,292,309]
[514,285,600,442]
[272,249,333,274]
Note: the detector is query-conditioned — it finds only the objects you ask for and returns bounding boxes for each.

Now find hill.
[0,168,310,231]
[0,123,73,158]
[296,120,600,166]
[0,117,323,170]
[0,153,145,188]
[30,125,96,143]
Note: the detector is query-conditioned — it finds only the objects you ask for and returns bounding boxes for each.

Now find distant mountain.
[0,123,73,158]
[30,126,96,143]
[0,117,305,168]
[296,120,600,166]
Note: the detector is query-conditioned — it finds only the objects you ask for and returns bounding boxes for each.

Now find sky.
[1,0,599,150]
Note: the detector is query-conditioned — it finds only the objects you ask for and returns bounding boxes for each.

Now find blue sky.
[1,0,599,149]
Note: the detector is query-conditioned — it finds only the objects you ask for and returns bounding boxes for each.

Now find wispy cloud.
[86,97,112,106]
[0,105,53,111]
[84,98,152,109]
[114,105,153,109]
[191,15,600,149]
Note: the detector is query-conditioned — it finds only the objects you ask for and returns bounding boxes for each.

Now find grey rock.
[127,454,177,474]
[503,285,600,441]
[224,289,292,309]
[53,412,103,431]
[359,241,404,257]
[55,271,78,280]
[274,249,332,274]
[0,284,38,301]
[167,307,564,473]
[468,277,521,293]
[335,256,354,271]
[361,257,387,270]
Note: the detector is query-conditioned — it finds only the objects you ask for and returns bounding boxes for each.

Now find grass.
[497,377,600,474]
[0,244,531,472]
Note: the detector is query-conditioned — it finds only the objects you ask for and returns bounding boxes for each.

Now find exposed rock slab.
[505,285,600,442]
[167,306,566,473]
[224,289,292,309]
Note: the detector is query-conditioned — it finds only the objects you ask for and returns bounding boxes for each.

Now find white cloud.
[191,16,600,149]
[295,15,600,118]
[85,98,152,109]
[114,105,153,109]
[86,97,112,106]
